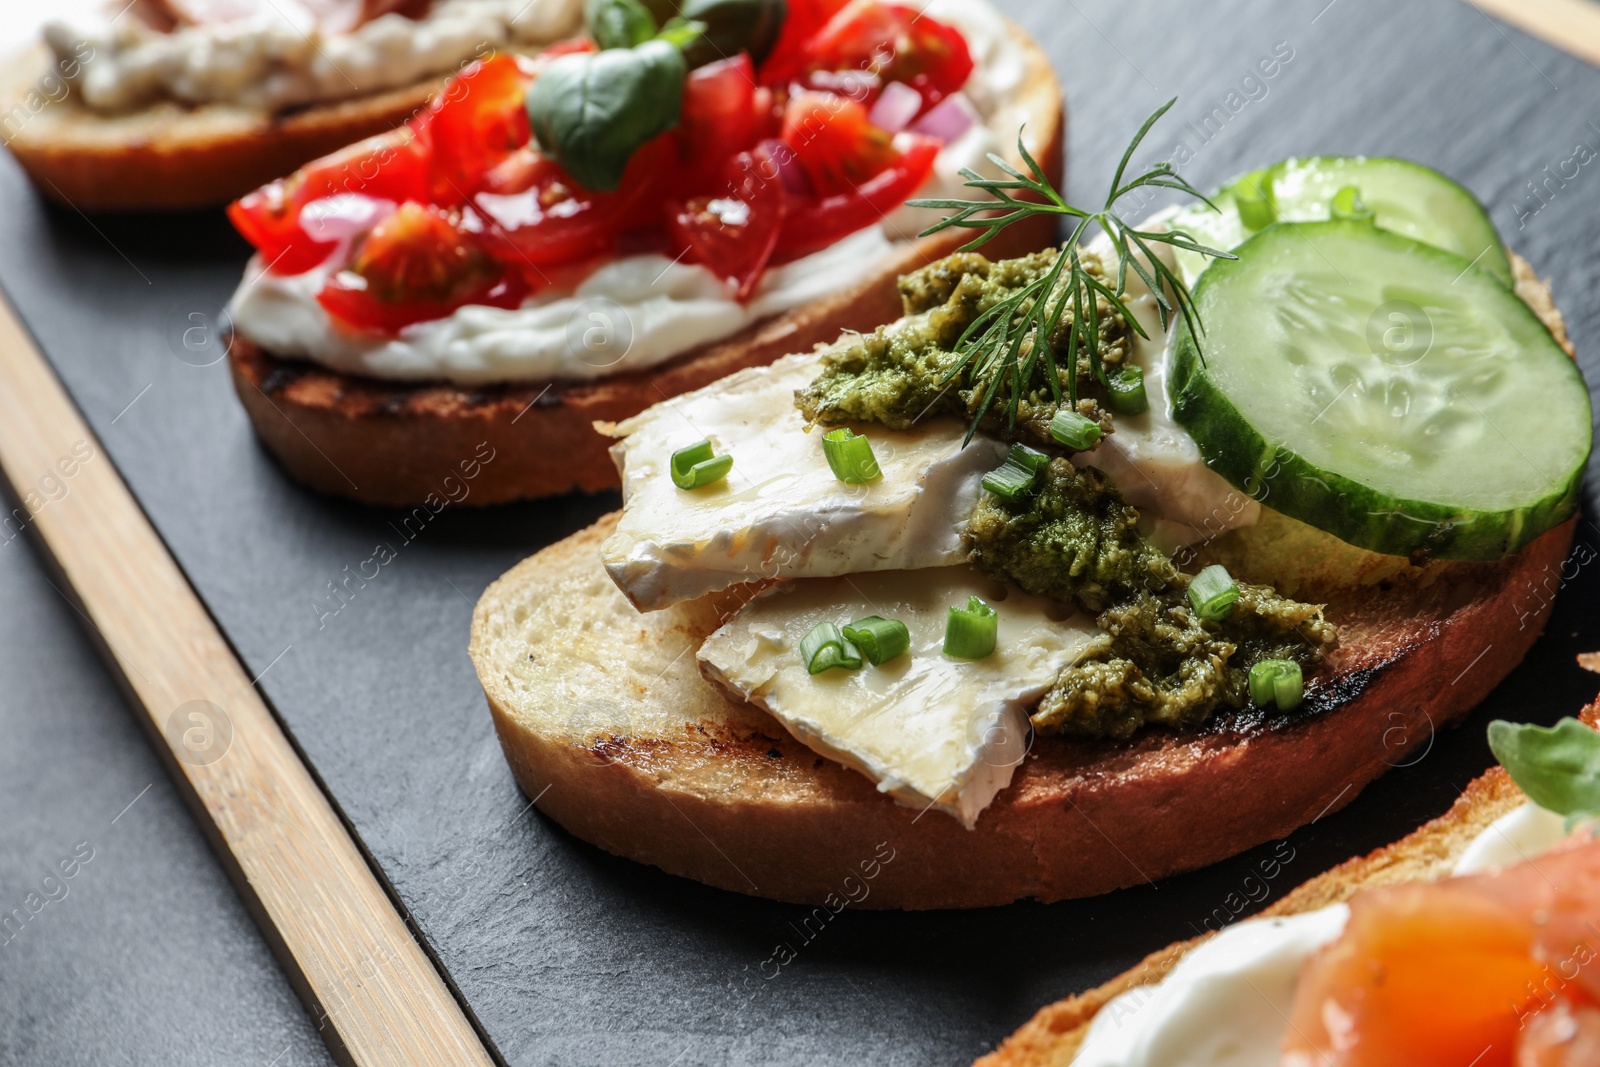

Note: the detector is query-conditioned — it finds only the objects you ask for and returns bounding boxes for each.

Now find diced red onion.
[910,92,978,142]
[758,138,812,196]
[868,81,923,133]
[298,194,395,242]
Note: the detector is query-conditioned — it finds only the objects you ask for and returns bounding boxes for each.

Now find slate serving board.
[0,502,334,1067]
[4,0,1599,1063]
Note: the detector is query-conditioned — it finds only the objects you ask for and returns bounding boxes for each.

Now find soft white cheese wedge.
[602,350,1007,612]
[1077,231,1260,553]
[698,567,1098,828]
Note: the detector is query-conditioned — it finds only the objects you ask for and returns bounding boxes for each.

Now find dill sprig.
[906,98,1234,442]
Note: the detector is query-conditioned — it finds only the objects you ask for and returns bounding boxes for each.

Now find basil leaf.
[526,39,686,192]
[1488,717,1600,819]
[586,0,658,49]
[678,0,787,67]
[655,16,709,51]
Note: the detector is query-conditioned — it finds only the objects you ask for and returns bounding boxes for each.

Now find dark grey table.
[3,1,1600,1064]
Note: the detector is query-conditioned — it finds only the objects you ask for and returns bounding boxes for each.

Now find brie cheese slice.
[1077,230,1259,552]
[698,567,1098,827]
[602,350,1007,612]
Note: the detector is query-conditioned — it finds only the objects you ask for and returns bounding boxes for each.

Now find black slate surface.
[0,508,334,1065]
[3,0,1600,1064]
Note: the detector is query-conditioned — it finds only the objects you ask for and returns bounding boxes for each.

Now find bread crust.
[976,700,1600,1067]
[468,507,1577,910]
[1,45,442,210]
[221,17,1065,505]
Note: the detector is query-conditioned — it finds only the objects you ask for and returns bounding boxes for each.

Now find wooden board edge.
[1466,0,1600,69]
[0,290,499,1067]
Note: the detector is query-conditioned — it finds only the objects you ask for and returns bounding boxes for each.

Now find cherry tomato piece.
[472,136,671,280]
[421,52,536,204]
[316,202,521,333]
[800,2,974,110]
[775,133,936,259]
[228,126,431,273]
[780,91,898,197]
[676,54,761,195]
[667,148,788,299]
[758,0,853,84]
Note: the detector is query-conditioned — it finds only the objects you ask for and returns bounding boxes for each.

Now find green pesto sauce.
[795,248,1128,446]
[969,461,1337,740]
[969,459,1176,612]
[793,246,1339,742]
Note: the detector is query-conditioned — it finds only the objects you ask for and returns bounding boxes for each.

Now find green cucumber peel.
[1168,220,1589,560]
[1169,155,1513,288]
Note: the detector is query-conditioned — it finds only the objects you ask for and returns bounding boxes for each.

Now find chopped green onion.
[1106,366,1148,415]
[1049,409,1102,451]
[1249,658,1304,711]
[799,621,863,675]
[944,595,998,659]
[1330,185,1374,222]
[842,615,910,665]
[982,443,1051,501]
[1187,563,1239,621]
[1233,168,1276,230]
[670,439,733,490]
[822,427,882,484]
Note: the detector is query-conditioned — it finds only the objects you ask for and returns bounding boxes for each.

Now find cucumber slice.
[1269,157,1512,285]
[1169,220,1590,560]
[1169,156,1512,288]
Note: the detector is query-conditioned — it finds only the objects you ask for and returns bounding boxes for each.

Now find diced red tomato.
[227,126,430,273]
[758,0,853,84]
[420,53,535,204]
[667,148,787,299]
[316,202,522,333]
[780,91,898,197]
[799,2,973,110]
[471,136,670,285]
[1282,834,1600,1067]
[676,54,763,195]
[775,132,936,259]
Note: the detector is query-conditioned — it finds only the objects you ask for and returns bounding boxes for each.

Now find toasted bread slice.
[467,250,1577,909]
[469,504,1576,909]
[224,16,1064,506]
[976,699,1600,1067]
[1,45,445,210]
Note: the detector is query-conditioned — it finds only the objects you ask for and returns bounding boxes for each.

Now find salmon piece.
[1282,835,1600,1067]
[1517,996,1600,1067]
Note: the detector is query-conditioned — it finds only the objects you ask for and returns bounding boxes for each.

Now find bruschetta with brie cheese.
[469,112,1592,908]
